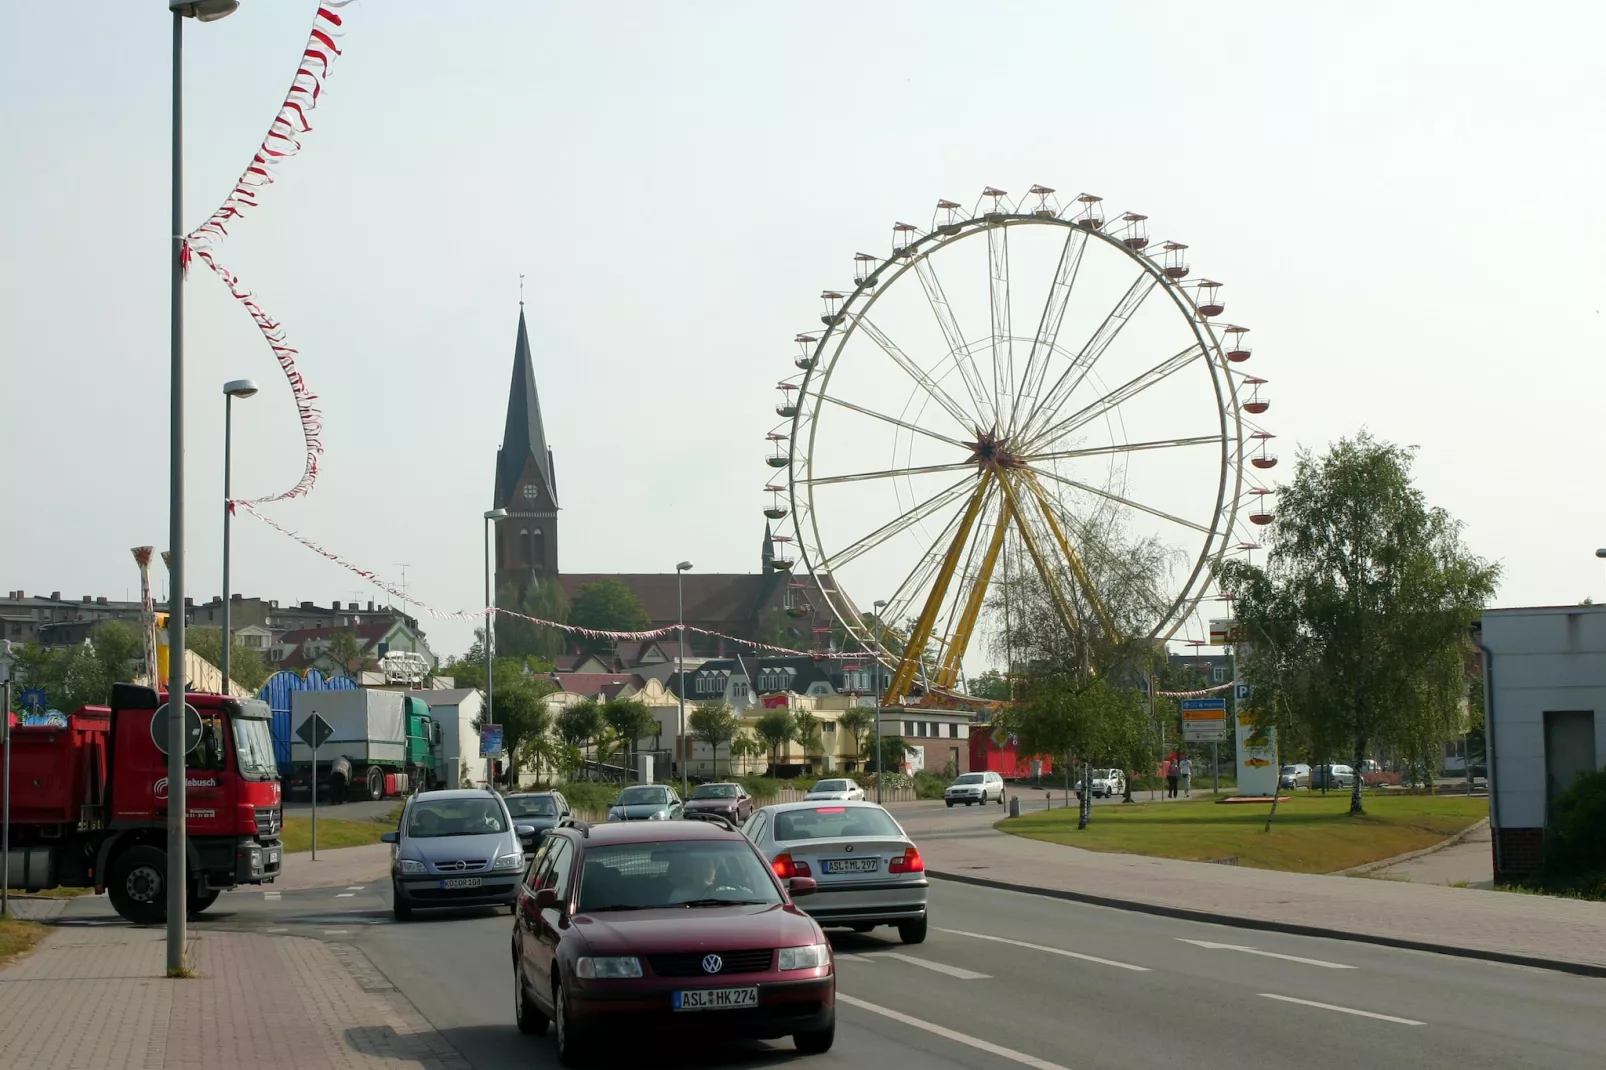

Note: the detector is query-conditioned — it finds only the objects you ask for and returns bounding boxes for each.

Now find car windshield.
[812,780,850,792]
[231,717,277,778]
[953,774,985,785]
[577,840,783,912]
[616,786,670,807]
[406,797,509,838]
[1281,765,1300,775]
[1092,769,1113,779]
[775,806,902,841]
[691,784,738,799]
[506,796,558,818]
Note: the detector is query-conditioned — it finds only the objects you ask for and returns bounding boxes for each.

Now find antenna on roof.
[519,273,526,307]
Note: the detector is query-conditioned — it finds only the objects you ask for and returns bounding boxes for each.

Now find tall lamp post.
[873,599,887,803]
[483,508,507,787]
[676,561,693,797]
[218,379,258,694]
[166,0,240,978]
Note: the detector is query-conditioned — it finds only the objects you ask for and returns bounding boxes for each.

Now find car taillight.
[889,848,924,874]
[773,853,812,878]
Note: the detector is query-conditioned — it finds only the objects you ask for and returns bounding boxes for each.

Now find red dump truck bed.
[2,708,111,825]
[968,728,1052,779]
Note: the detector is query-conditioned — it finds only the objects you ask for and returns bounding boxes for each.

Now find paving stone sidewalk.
[919,825,1606,972]
[0,924,469,1070]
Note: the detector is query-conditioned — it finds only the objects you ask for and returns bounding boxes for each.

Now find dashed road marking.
[336,893,355,898]
[263,891,281,900]
[345,886,366,891]
[321,929,350,936]
[1180,939,1357,970]
[837,994,1071,1070]
[1259,993,1423,1025]
[266,927,289,933]
[879,952,990,980]
[939,928,1149,972]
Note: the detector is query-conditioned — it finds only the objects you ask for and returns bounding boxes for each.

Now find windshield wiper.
[678,898,767,908]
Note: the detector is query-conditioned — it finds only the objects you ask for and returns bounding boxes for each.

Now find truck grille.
[255,807,282,839]
[650,948,774,977]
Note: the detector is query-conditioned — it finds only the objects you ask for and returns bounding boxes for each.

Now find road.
[47,800,1606,1070]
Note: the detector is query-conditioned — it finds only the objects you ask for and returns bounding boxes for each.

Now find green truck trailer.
[287,688,442,800]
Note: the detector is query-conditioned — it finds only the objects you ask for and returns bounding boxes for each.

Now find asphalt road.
[50,801,1606,1070]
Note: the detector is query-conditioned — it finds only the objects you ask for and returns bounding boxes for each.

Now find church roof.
[496,308,557,508]
[558,572,781,626]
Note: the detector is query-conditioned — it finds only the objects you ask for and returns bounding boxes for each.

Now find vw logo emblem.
[701,954,724,974]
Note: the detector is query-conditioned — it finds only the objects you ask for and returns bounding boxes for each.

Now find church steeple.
[762,522,775,571]
[494,307,559,589]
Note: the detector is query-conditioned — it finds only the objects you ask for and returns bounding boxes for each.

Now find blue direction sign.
[1180,697,1227,712]
[19,687,47,713]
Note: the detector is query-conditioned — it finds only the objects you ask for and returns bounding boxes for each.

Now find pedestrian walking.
[328,754,351,805]
[1179,755,1193,797]
[1165,756,1179,799]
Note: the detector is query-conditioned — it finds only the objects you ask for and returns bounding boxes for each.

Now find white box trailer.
[290,688,407,766]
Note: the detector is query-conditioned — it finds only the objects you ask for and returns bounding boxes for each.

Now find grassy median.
[0,916,47,966]
[280,803,403,855]
[999,793,1486,873]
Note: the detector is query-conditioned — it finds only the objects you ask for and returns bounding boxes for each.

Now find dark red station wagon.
[511,815,836,1065]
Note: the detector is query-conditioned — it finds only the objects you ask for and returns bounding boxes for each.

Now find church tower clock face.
[522,484,540,504]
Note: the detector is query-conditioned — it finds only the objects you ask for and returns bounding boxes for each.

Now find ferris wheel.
[764,185,1277,704]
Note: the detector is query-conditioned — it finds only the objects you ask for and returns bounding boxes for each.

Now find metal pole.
[166,8,190,974]
[677,570,687,797]
[2,677,12,918]
[873,601,886,804]
[220,393,233,694]
[310,733,318,861]
[1148,670,1156,801]
[484,516,493,789]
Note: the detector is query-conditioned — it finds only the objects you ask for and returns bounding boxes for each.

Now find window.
[547,839,576,895]
[774,806,903,841]
[1213,666,1227,683]
[732,681,749,699]
[902,720,914,736]
[947,722,960,739]
[241,634,264,649]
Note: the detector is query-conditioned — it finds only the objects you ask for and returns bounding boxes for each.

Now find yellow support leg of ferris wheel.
[885,471,994,705]
[995,470,1082,642]
[934,506,1010,691]
[1020,469,1117,638]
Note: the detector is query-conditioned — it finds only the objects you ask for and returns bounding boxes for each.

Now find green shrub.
[1534,768,1606,895]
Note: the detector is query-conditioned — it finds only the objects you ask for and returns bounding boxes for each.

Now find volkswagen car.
[606,784,685,822]
[944,770,1005,806]
[802,778,865,802]
[683,782,754,824]
[383,789,533,920]
[511,818,835,1064]
[505,790,572,849]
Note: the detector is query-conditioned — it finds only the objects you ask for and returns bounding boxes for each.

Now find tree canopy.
[689,700,740,776]
[495,579,569,661]
[568,580,652,652]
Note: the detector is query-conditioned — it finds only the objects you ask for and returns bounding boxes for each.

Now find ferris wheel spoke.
[823,475,976,570]
[911,252,994,426]
[1019,273,1159,445]
[1024,462,1213,534]
[801,461,974,487]
[1026,342,1205,451]
[1011,227,1088,435]
[987,222,1014,431]
[849,313,976,430]
[996,472,1082,641]
[1019,470,1116,636]
[818,393,971,449]
[1021,434,1221,464]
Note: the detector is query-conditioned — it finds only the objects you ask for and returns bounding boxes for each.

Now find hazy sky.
[4,1,1603,661]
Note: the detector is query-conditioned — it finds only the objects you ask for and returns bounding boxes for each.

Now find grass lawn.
[0,916,47,966]
[999,793,1486,873]
[281,802,403,855]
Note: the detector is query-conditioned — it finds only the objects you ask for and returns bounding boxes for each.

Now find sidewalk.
[920,825,1606,975]
[0,922,468,1069]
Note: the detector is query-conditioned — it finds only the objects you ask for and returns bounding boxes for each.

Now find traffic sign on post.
[151,702,203,755]
[1180,697,1228,743]
[296,712,334,751]
[1235,683,1252,702]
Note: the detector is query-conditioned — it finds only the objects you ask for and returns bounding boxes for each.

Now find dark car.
[683,782,753,824]
[511,820,835,1064]
[606,784,684,822]
[506,791,572,849]
[383,789,534,920]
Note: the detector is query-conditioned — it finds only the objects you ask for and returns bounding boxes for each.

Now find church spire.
[495,307,557,510]
[762,521,775,571]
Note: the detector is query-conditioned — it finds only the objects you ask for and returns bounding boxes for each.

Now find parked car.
[944,770,1005,806]
[1278,764,1312,789]
[683,782,754,823]
[511,818,835,1063]
[383,788,532,921]
[504,791,571,850]
[1312,764,1356,790]
[1074,768,1126,799]
[803,778,865,802]
[606,784,684,822]
[743,801,928,944]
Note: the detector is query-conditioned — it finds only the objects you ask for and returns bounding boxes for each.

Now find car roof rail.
[680,811,736,832]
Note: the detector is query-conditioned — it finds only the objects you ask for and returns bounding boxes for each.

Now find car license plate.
[822,857,880,874]
[674,986,759,1011]
[440,877,483,889]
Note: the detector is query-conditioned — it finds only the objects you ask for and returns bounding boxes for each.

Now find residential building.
[270,620,436,676]
[2,591,149,646]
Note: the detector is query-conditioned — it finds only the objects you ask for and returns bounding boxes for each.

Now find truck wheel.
[367,766,385,801]
[188,884,220,916]
[108,845,169,926]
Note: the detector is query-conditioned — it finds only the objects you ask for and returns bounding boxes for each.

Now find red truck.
[969,727,1054,780]
[3,683,283,923]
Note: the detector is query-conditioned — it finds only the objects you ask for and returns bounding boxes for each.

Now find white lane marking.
[345,885,365,891]
[1179,939,1357,970]
[834,953,876,963]
[321,929,349,935]
[263,892,281,900]
[838,994,1071,1070]
[266,927,289,933]
[879,952,990,980]
[336,893,355,898]
[940,928,1149,972]
[1259,993,1423,1025]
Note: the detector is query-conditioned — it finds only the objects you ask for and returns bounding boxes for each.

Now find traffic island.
[0,916,46,966]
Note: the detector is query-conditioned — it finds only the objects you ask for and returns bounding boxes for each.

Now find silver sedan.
[742,800,928,944]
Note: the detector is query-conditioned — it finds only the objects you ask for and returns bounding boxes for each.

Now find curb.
[927,868,1606,979]
[1338,818,1490,878]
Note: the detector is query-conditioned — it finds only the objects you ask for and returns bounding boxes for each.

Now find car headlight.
[397,859,426,875]
[575,956,643,979]
[647,810,669,820]
[492,853,523,871]
[779,943,830,971]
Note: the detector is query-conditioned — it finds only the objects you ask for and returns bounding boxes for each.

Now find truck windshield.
[232,718,278,778]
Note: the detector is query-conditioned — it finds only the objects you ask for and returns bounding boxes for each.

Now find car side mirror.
[380,831,398,844]
[515,824,536,838]
[533,888,560,911]
[787,877,817,898]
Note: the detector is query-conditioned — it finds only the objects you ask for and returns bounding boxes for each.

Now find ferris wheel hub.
[962,428,1024,470]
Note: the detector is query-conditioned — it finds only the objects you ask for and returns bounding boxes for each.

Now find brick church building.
[492,308,837,657]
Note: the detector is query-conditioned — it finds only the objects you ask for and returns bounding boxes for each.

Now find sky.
[3,1,1604,662]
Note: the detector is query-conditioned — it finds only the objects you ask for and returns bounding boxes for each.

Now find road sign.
[1235,683,1252,701]
[479,723,505,759]
[1180,696,1227,742]
[1183,721,1229,742]
[151,702,203,755]
[19,687,47,713]
[1180,697,1226,712]
[296,712,334,751]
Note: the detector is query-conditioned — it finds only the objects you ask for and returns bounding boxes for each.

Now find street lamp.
[676,561,693,796]
[873,599,887,803]
[218,379,258,695]
[483,508,507,787]
[166,0,240,978]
